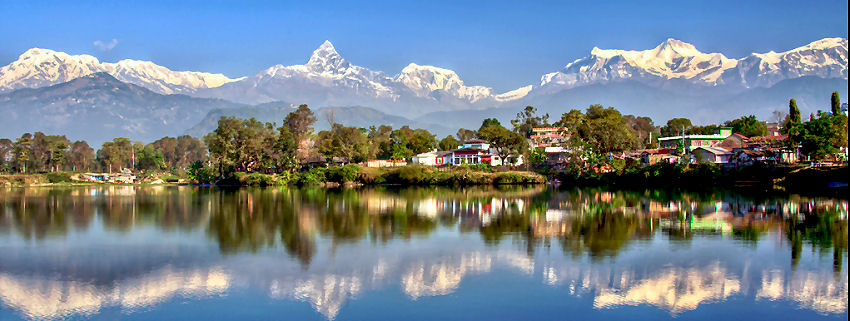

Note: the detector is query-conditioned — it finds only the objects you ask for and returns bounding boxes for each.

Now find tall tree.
[12,134,32,173]
[623,115,656,148]
[98,138,133,172]
[477,125,527,162]
[832,91,841,115]
[368,125,393,159]
[69,141,94,172]
[789,98,801,123]
[0,138,13,172]
[511,106,550,138]
[284,104,317,143]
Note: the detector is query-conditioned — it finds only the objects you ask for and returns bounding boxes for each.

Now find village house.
[691,146,733,164]
[658,127,732,151]
[82,169,136,183]
[365,159,407,168]
[529,127,569,148]
[410,139,524,167]
[636,148,679,165]
[450,139,524,166]
[304,157,349,167]
[410,151,452,166]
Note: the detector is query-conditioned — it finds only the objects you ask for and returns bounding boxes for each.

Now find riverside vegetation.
[1,92,847,188]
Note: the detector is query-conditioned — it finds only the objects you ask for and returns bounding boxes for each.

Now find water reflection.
[0,186,846,320]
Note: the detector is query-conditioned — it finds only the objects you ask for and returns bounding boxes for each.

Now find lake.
[0,185,846,320]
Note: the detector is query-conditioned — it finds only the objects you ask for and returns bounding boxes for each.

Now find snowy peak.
[539,37,847,90]
[732,37,847,88]
[0,48,241,94]
[306,40,350,74]
[653,38,700,56]
[397,63,465,92]
[395,63,518,103]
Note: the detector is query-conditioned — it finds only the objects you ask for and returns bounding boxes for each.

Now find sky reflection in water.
[0,186,846,320]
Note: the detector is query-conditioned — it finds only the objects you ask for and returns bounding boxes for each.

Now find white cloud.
[93,38,119,51]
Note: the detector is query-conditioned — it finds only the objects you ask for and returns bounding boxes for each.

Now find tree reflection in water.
[0,185,847,270]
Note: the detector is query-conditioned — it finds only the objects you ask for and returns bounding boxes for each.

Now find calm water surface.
[0,185,846,320]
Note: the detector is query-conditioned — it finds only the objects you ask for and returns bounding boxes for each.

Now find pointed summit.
[306,40,349,74]
[317,40,335,51]
[653,38,699,56]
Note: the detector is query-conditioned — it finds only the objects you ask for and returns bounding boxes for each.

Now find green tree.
[205,116,292,174]
[794,111,848,159]
[726,115,768,137]
[557,105,636,154]
[284,104,317,143]
[316,123,371,162]
[687,124,721,135]
[438,135,460,151]
[135,145,165,171]
[98,138,133,172]
[479,118,502,131]
[528,147,547,166]
[477,125,527,161]
[12,133,33,173]
[660,118,693,137]
[831,92,841,115]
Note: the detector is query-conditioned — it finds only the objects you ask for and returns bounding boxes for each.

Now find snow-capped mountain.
[0,48,241,94]
[727,37,848,88]
[396,63,498,103]
[537,37,847,92]
[199,41,526,114]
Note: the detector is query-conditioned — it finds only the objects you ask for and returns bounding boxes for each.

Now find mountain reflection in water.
[0,186,846,320]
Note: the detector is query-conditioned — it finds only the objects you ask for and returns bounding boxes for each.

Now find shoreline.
[2,165,846,197]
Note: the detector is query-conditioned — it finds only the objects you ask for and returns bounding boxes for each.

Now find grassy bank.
[0,172,82,186]
[212,165,546,186]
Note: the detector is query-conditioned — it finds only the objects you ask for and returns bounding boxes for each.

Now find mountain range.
[0,38,846,144]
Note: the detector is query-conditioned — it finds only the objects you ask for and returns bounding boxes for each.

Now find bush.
[357,167,385,184]
[494,172,545,184]
[46,172,73,183]
[464,163,494,172]
[396,166,430,184]
[233,172,285,186]
[294,167,326,185]
[325,164,360,183]
[188,161,216,184]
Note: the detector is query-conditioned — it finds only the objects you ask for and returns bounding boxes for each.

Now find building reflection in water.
[0,186,846,319]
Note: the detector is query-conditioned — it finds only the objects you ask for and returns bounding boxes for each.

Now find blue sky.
[1,0,847,92]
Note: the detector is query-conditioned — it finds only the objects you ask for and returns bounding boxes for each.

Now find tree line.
[0,133,207,174]
[2,92,846,175]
